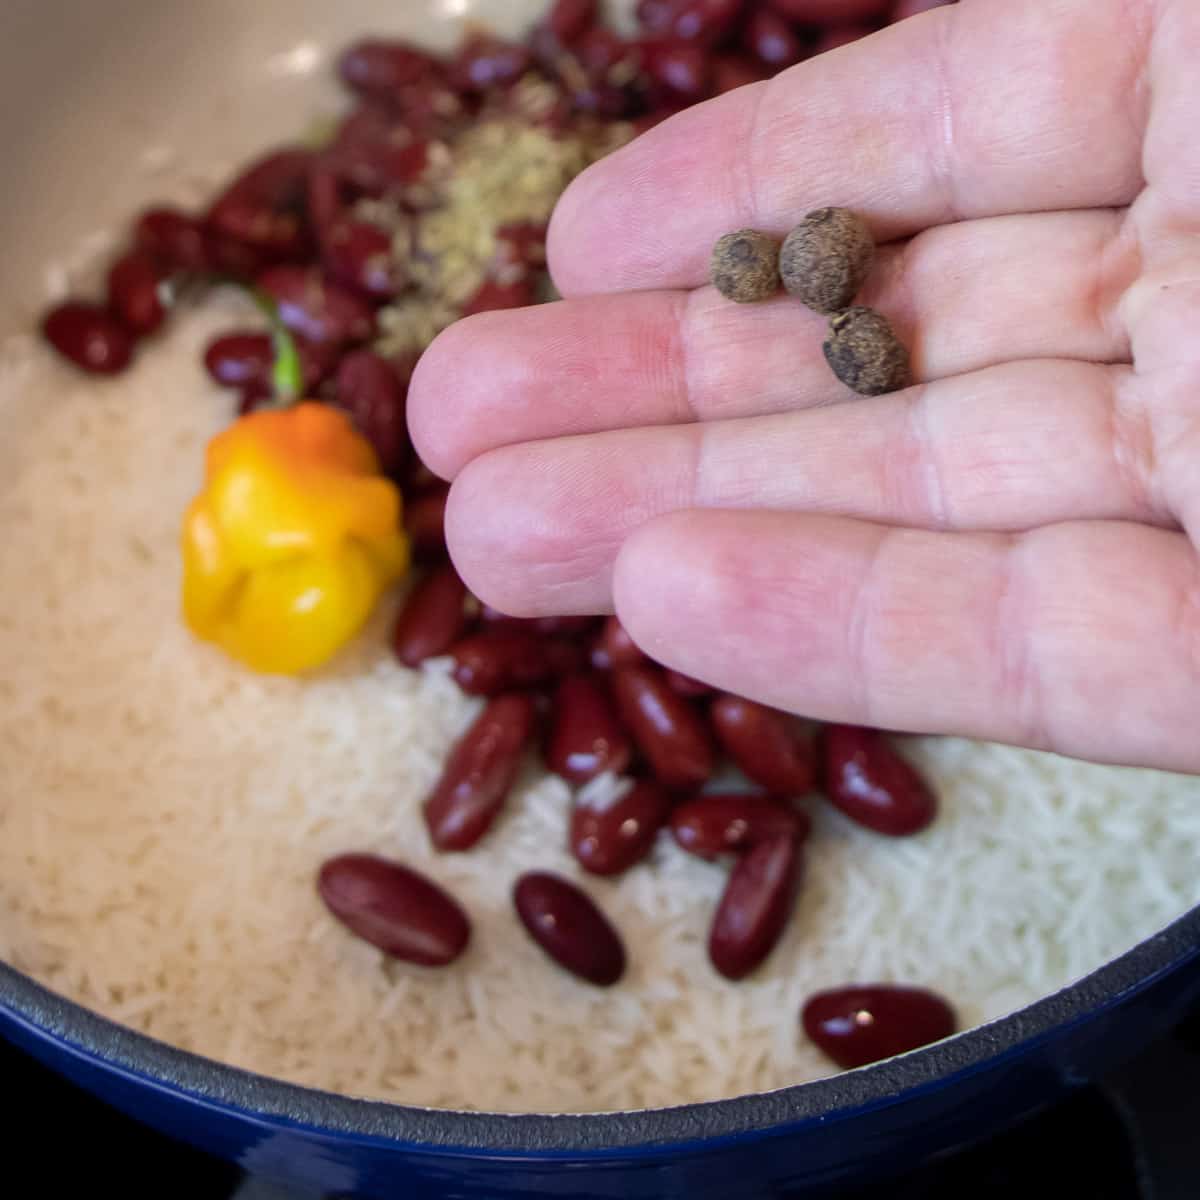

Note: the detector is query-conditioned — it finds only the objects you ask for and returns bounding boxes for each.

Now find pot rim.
[4,903,1200,1154]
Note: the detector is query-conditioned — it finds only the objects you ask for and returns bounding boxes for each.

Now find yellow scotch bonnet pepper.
[181,402,409,675]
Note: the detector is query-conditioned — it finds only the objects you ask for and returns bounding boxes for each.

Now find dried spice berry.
[779,207,874,315]
[823,306,912,396]
[709,229,781,303]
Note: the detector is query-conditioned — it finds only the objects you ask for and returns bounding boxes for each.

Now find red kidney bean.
[208,148,314,262]
[392,566,469,668]
[237,382,271,415]
[767,0,887,21]
[547,674,633,784]
[671,793,810,859]
[404,484,449,563]
[712,53,768,93]
[708,833,801,980]
[479,607,598,637]
[711,695,815,797]
[106,250,167,337]
[546,0,598,45]
[571,82,643,119]
[450,629,583,696]
[333,349,409,476]
[642,39,713,102]
[743,9,808,69]
[338,39,445,104]
[890,0,954,19]
[322,220,405,300]
[306,162,345,239]
[134,207,212,273]
[493,221,548,271]
[611,664,715,790]
[637,0,744,44]
[42,302,134,375]
[205,232,272,281]
[822,725,937,836]
[317,853,470,966]
[571,777,672,876]
[203,332,273,388]
[330,137,432,199]
[664,669,712,698]
[460,277,537,318]
[424,693,538,851]
[452,34,534,93]
[595,615,645,670]
[801,984,957,1069]
[513,872,626,986]
[573,27,634,78]
[812,24,874,53]
[256,266,376,349]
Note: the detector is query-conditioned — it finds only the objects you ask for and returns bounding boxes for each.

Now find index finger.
[548,0,1149,296]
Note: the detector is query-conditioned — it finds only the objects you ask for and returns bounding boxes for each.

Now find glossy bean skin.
[424,694,538,851]
[767,0,888,21]
[404,484,450,563]
[479,607,598,637]
[392,566,469,668]
[743,8,808,70]
[256,266,376,349]
[891,0,955,18]
[596,615,645,669]
[322,220,406,300]
[104,252,166,337]
[822,725,937,836]
[317,853,470,966]
[612,665,715,790]
[571,778,671,876]
[712,52,767,93]
[643,39,713,103]
[451,629,583,696]
[207,148,314,261]
[134,207,212,273]
[339,39,445,104]
[636,0,744,44]
[664,669,712,698]
[203,331,332,395]
[546,0,598,45]
[802,984,957,1069]
[513,872,626,986]
[42,303,134,375]
[547,674,633,784]
[671,793,810,860]
[333,349,409,476]
[452,35,534,93]
[710,695,815,796]
[460,277,537,317]
[708,833,801,981]
[812,24,874,53]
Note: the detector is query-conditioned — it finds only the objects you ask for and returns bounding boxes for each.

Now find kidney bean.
[208,148,313,262]
[642,39,713,102]
[404,484,449,563]
[424,693,538,851]
[333,349,409,476]
[450,629,583,696]
[572,82,644,119]
[460,277,537,318]
[593,615,645,671]
[42,302,134,375]
[330,137,432,200]
[767,0,887,21]
[708,833,801,980]
[611,664,715,790]
[479,607,598,637]
[671,793,811,860]
[802,984,957,1069]
[494,222,548,271]
[205,232,272,281]
[664,669,712,698]
[573,27,634,77]
[571,777,671,876]
[637,0,745,44]
[712,53,768,93]
[822,725,937,836]
[452,34,533,94]
[392,565,469,668]
[547,674,633,784]
[513,872,626,986]
[546,0,598,45]
[324,219,405,300]
[106,250,167,337]
[339,39,445,103]
[256,266,376,349]
[890,0,954,19]
[237,382,271,415]
[711,695,816,796]
[317,853,470,966]
[204,332,272,388]
[743,8,808,69]
[134,207,212,273]
[812,24,874,53]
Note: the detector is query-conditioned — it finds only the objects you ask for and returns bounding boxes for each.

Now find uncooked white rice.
[2,270,1200,1117]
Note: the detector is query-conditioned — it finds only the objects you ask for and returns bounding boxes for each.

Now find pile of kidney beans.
[41,0,960,1072]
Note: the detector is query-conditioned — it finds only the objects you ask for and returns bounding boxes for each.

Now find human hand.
[409,0,1200,772]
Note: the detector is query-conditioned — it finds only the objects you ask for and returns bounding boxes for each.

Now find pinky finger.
[612,510,1200,773]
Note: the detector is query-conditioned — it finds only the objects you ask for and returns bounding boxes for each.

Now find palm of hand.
[410,0,1200,772]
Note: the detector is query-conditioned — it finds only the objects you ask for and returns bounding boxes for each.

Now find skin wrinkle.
[925,2,964,228]
[904,385,952,530]
[843,527,891,729]
[1106,367,1163,524]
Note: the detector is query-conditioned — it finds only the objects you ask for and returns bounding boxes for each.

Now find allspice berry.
[822,307,912,396]
[710,229,781,303]
[779,208,875,315]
